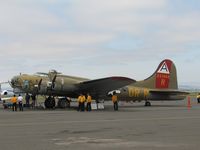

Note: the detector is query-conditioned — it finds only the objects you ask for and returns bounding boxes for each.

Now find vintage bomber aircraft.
[10,59,188,109]
[109,59,189,106]
[10,70,135,108]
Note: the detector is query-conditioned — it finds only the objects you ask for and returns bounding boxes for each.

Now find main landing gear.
[44,96,71,109]
[145,101,151,106]
[45,96,56,109]
[57,97,70,108]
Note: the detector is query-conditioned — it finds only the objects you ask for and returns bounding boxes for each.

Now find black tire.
[145,101,151,106]
[197,98,200,103]
[45,97,55,109]
[58,98,67,108]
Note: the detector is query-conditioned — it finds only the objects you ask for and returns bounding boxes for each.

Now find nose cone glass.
[11,76,20,87]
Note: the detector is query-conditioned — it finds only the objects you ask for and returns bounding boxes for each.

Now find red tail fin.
[133,59,178,90]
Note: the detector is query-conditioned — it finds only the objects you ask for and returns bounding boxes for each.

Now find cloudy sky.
[0,0,200,86]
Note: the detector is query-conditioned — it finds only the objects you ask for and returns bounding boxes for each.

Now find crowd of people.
[77,93,92,112]
[8,92,118,112]
[10,93,37,111]
[77,92,118,111]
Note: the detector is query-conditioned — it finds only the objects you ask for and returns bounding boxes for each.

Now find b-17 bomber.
[10,59,189,109]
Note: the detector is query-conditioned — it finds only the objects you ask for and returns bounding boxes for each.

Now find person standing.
[77,94,86,111]
[81,94,86,111]
[25,93,30,107]
[31,94,36,109]
[77,94,82,111]
[17,94,23,111]
[11,95,17,111]
[86,93,92,111]
[112,93,118,111]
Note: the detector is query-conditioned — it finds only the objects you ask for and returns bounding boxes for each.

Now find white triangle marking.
[157,62,170,74]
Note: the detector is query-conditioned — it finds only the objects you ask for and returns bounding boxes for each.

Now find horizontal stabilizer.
[150,89,189,95]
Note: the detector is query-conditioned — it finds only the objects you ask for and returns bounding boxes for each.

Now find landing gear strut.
[57,98,70,108]
[45,96,55,109]
[145,101,151,106]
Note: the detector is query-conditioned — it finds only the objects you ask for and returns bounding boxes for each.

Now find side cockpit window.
[23,80,29,89]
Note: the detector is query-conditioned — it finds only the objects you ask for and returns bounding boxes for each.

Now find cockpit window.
[23,80,29,89]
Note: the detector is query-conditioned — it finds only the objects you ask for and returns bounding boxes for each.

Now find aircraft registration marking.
[156,74,169,79]
[161,79,166,86]
[128,87,149,98]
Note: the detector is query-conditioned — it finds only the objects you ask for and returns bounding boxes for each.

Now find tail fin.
[133,59,178,89]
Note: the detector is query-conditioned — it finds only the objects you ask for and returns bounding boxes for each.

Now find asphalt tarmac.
[0,99,200,150]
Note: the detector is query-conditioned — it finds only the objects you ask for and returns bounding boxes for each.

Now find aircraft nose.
[11,76,20,87]
[11,77,16,87]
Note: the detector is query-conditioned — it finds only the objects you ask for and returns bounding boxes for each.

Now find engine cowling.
[1,90,8,95]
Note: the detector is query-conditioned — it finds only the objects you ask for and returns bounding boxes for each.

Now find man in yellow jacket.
[77,94,86,111]
[86,93,92,111]
[112,92,118,111]
[11,95,17,111]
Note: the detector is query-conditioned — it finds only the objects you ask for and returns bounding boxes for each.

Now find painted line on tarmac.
[0,116,200,127]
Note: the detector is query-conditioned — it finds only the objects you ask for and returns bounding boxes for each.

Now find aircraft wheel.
[197,98,200,103]
[45,97,55,109]
[145,101,151,106]
[58,98,67,108]
[66,99,71,108]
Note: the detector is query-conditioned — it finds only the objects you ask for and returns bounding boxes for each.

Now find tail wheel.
[145,101,151,106]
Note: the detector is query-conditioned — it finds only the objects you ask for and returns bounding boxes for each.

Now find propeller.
[46,74,57,91]
[34,78,43,92]
[37,70,61,91]
[37,78,43,91]
[51,74,57,89]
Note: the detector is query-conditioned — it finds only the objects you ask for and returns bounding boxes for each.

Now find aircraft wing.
[1,97,12,101]
[78,77,136,99]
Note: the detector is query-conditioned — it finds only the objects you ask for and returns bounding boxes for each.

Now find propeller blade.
[38,79,43,90]
[52,75,57,89]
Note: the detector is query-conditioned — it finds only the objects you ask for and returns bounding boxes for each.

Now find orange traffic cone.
[187,96,191,109]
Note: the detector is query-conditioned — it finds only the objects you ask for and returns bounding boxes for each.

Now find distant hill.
[179,82,200,92]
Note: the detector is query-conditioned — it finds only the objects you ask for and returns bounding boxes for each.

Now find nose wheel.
[45,96,55,109]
